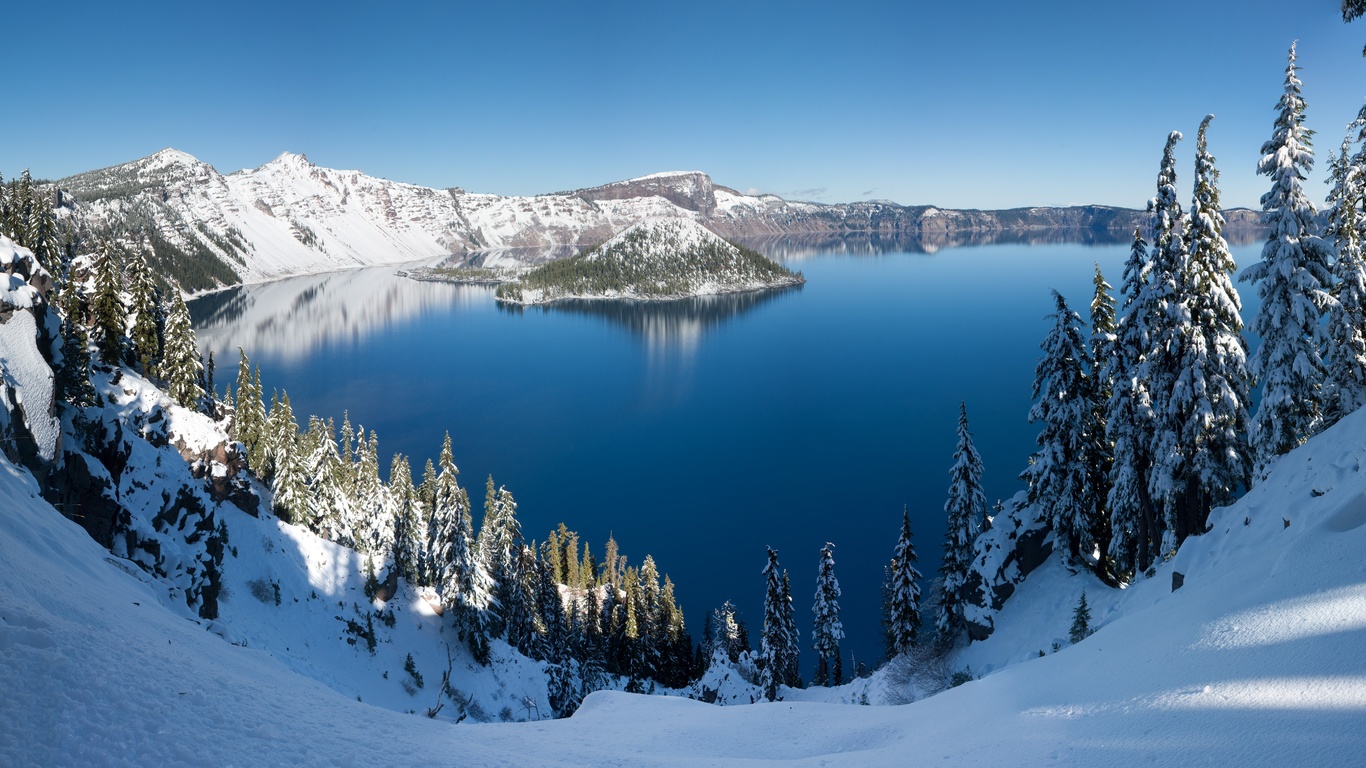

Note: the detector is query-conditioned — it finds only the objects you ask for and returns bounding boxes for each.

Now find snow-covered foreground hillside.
[3,403,1365,765]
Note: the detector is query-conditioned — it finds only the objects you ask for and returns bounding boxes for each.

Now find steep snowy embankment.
[3,401,1365,764]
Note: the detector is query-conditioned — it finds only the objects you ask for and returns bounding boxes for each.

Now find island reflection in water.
[496,287,801,357]
[189,263,801,362]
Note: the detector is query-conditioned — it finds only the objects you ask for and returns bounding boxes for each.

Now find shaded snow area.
[0,236,58,464]
[3,397,1366,764]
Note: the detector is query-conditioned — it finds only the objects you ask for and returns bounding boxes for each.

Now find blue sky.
[3,1,1364,209]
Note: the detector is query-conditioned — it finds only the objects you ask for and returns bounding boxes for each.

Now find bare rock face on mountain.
[575,171,721,216]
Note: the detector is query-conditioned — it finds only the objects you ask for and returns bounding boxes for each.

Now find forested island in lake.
[493,218,804,305]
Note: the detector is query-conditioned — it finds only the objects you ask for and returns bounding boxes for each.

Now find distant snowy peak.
[592,217,724,260]
[59,147,223,199]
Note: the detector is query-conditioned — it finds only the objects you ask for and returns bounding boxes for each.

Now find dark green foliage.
[1346,0,1366,55]
[89,242,125,365]
[125,245,163,376]
[495,223,800,303]
[55,276,96,407]
[1070,591,1092,644]
[883,506,923,658]
[404,653,424,689]
[340,613,377,654]
[161,291,204,408]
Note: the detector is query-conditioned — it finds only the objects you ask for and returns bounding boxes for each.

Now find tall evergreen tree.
[1085,263,1117,579]
[883,506,923,658]
[430,433,494,663]
[55,275,96,407]
[89,241,124,366]
[1020,291,1092,566]
[1242,41,1336,479]
[779,571,800,687]
[355,430,393,562]
[125,246,162,376]
[304,417,354,544]
[268,392,306,523]
[758,547,792,701]
[161,291,204,409]
[480,481,523,639]
[1160,115,1253,544]
[939,401,986,638]
[417,458,438,586]
[1323,111,1366,425]
[1107,230,1161,577]
[811,542,844,686]
[28,195,61,276]
[389,454,421,582]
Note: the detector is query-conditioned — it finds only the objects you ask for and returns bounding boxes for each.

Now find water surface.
[192,238,1260,673]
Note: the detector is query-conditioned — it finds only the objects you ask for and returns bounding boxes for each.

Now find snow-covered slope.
[4,387,1366,764]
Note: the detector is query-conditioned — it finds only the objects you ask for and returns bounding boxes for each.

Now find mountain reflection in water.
[498,287,800,356]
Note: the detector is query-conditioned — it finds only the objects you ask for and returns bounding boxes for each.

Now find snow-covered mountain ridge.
[52,149,1263,293]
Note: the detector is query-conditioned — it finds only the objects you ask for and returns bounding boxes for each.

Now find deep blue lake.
[191,236,1262,675]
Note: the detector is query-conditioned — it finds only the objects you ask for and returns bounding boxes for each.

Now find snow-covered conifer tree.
[535,541,567,662]
[268,395,305,523]
[355,430,393,564]
[480,481,522,639]
[1085,263,1116,578]
[1242,41,1336,478]
[55,275,96,407]
[430,433,494,663]
[811,542,844,686]
[124,245,161,376]
[1145,130,1200,555]
[1160,115,1252,543]
[1323,111,1366,426]
[939,401,986,638]
[89,241,123,366]
[304,417,353,544]
[883,506,922,658]
[779,571,800,687]
[759,547,791,701]
[1107,230,1160,577]
[160,291,204,409]
[389,454,420,582]
[1020,291,1092,565]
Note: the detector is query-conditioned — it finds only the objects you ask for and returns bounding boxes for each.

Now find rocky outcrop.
[962,492,1055,642]
[0,236,60,481]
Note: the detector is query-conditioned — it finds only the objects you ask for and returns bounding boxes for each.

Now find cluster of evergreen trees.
[494,222,800,303]
[869,41,1366,670]
[0,169,70,277]
[226,366,698,713]
[40,229,210,415]
[998,43,1366,591]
